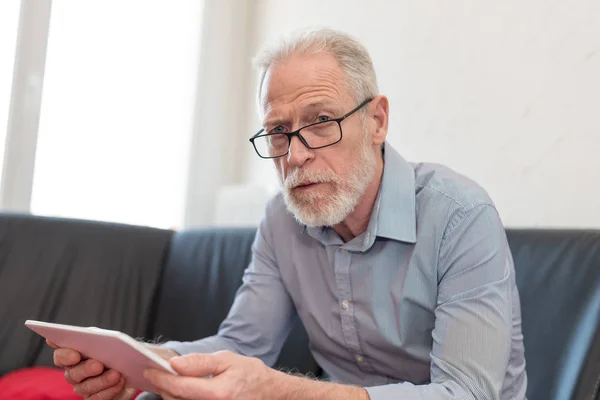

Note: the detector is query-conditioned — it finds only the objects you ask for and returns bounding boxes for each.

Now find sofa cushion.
[0,213,173,375]
[0,367,80,399]
[150,227,320,376]
[506,229,600,400]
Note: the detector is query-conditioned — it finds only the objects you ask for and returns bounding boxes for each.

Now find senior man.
[52,28,527,400]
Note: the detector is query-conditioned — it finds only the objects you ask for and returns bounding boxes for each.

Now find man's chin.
[285,200,347,227]
[283,187,351,227]
[293,210,342,228]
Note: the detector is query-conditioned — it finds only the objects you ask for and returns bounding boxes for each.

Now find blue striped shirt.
[164,142,527,399]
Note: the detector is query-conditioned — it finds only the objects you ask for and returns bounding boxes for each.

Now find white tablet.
[24,320,177,393]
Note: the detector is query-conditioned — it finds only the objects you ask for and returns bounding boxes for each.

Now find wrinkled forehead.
[259,52,352,118]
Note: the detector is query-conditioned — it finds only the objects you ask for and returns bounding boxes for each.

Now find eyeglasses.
[249,98,373,159]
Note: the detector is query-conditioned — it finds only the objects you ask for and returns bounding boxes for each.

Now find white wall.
[0,2,20,177]
[183,0,258,228]
[29,0,203,229]
[234,0,600,228]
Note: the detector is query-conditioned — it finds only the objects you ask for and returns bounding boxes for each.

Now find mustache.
[284,168,337,190]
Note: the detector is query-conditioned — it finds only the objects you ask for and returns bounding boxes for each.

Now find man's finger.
[64,369,76,385]
[46,340,59,349]
[86,377,125,400]
[65,359,105,383]
[53,347,81,367]
[74,370,121,397]
[169,353,229,377]
[145,369,220,400]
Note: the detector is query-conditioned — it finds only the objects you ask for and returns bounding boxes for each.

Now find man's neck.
[333,157,384,243]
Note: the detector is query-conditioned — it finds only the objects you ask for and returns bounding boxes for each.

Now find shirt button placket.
[335,248,374,373]
[342,300,350,310]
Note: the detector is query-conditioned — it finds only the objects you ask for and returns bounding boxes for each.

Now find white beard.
[281,137,377,227]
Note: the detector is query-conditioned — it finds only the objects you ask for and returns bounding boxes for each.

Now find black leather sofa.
[0,213,598,400]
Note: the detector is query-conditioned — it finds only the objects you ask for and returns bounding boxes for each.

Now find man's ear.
[370,95,389,146]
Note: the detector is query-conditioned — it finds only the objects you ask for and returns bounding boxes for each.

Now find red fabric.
[0,367,81,399]
[0,367,143,399]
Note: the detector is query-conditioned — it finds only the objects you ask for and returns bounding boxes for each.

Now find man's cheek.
[275,160,287,182]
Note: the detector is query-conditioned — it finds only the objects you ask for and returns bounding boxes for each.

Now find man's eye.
[316,115,331,122]
[270,125,285,133]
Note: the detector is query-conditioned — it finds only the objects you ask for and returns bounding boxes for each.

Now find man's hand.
[145,351,369,400]
[145,351,273,400]
[49,339,177,399]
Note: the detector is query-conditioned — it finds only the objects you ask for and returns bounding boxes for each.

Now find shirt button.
[342,300,350,310]
[355,354,365,363]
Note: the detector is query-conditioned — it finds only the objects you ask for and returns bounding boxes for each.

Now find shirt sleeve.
[365,204,513,400]
[160,209,298,367]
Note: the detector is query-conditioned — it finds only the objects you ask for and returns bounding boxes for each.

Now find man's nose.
[287,135,313,167]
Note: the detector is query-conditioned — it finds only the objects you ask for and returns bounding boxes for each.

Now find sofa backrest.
[150,227,321,376]
[506,229,600,400]
[3,213,597,400]
[0,213,172,375]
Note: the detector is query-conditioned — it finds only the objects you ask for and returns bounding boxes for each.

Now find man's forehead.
[260,52,347,114]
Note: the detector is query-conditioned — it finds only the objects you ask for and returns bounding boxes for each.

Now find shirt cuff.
[364,382,424,399]
[157,334,239,357]
[134,392,161,400]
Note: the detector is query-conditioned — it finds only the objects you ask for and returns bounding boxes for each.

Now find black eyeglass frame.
[249,98,373,159]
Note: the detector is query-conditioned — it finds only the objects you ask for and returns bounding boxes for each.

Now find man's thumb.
[170,354,217,377]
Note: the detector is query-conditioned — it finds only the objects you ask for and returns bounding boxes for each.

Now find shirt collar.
[304,141,417,245]
[374,141,417,243]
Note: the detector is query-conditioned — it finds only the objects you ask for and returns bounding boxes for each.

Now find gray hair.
[253,28,379,113]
